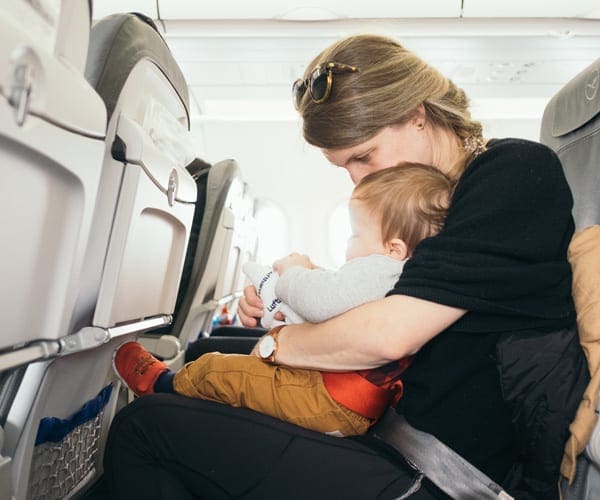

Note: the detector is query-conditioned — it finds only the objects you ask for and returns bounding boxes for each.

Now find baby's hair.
[351,163,454,255]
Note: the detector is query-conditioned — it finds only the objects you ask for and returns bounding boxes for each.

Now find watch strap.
[263,324,285,364]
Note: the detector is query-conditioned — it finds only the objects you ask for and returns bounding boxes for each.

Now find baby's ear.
[386,238,408,261]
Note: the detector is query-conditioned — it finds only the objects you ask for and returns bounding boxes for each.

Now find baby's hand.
[273,253,315,276]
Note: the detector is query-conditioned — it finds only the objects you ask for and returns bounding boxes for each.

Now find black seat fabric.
[540,58,600,229]
[171,158,244,345]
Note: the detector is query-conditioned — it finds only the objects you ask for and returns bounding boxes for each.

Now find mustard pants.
[173,352,370,436]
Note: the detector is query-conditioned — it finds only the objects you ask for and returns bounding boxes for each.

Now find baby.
[113,163,453,436]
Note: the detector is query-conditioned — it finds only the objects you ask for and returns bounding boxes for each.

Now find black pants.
[104,334,447,499]
[103,394,448,499]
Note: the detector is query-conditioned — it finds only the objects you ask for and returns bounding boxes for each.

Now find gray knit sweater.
[274,254,405,324]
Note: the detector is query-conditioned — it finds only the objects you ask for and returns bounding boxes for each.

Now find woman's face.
[322,122,434,185]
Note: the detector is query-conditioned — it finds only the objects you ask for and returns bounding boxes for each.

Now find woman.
[104,34,588,499]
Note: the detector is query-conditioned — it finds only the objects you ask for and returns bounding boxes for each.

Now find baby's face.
[345,199,387,261]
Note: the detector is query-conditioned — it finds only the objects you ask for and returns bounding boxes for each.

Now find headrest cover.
[85,12,189,124]
[543,58,600,138]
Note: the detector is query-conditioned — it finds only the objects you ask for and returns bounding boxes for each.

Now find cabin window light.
[254,200,288,267]
[329,201,351,269]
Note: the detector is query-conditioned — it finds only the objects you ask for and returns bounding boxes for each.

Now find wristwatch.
[258,325,284,364]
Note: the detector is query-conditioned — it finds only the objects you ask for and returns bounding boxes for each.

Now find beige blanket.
[561,225,600,482]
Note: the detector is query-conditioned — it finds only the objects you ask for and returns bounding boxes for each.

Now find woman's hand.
[237,284,264,328]
[273,253,315,276]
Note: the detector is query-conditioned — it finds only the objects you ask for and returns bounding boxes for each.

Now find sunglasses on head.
[292,61,359,110]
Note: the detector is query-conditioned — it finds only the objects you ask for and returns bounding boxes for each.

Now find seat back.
[148,159,211,337]
[0,0,105,354]
[142,161,259,365]
[541,57,600,499]
[540,58,600,229]
[75,12,196,330]
[171,159,247,351]
[1,11,197,500]
[0,1,106,498]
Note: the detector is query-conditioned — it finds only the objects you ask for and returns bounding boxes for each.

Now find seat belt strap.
[371,408,514,500]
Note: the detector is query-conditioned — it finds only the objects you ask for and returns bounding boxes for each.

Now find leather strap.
[260,325,285,364]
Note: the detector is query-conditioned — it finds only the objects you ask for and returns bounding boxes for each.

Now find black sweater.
[391,138,585,497]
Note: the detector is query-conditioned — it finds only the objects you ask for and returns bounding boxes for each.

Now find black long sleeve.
[391,138,575,332]
[391,139,578,488]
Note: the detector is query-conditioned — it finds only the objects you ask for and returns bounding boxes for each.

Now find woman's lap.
[104,393,446,499]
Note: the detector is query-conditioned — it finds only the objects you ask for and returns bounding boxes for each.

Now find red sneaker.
[113,341,169,396]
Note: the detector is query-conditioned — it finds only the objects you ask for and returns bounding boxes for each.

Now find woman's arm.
[271,294,466,371]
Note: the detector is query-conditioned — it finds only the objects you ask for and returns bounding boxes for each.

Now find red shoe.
[113,341,169,396]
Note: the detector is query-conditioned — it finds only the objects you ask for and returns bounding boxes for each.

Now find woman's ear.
[386,238,409,260]
[412,103,427,130]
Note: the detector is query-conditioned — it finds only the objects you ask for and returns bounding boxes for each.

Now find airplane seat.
[142,157,251,369]
[78,11,196,331]
[0,1,107,499]
[0,0,105,357]
[540,56,600,499]
[173,158,213,324]
[179,178,262,363]
[141,158,211,353]
[1,10,197,500]
[541,58,600,230]
[208,180,258,331]
[235,182,260,311]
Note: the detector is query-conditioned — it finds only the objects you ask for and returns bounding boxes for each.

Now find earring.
[416,122,425,130]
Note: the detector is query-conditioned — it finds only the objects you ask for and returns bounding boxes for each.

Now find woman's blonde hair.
[297,34,484,178]
[351,163,454,254]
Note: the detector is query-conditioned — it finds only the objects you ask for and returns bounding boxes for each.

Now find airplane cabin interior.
[1,1,600,498]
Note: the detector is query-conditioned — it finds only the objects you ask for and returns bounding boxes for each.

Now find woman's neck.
[431,127,464,176]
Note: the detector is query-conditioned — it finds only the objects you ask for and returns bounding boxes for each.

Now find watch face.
[259,335,275,359]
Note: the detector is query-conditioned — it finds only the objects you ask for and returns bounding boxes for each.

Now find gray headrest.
[85,12,189,124]
[542,58,600,139]
[540,57,600,229]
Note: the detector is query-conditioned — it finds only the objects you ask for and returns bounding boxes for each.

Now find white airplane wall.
[192,118,354,269]
[192,108,545,270]
[169,18,599,269]
[90,5,600,269]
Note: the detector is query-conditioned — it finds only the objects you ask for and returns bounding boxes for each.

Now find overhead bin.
[157,0,460,20]
[95,0,600,21]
